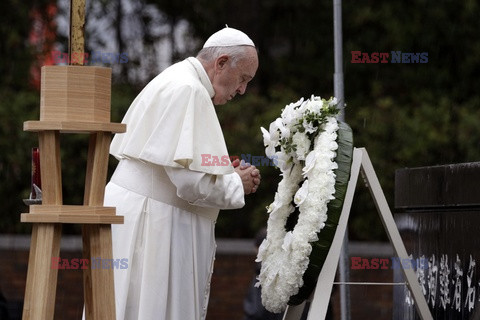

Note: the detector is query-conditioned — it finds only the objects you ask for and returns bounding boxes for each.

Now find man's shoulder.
[157,60,203,90]
[139,58,211,105]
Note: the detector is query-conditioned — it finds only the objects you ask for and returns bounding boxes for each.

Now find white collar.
[187,57,215,98]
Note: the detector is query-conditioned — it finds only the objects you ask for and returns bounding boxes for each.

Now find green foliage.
[0,90,39,233]
[2,0,480,241]
[1,0,37,90]
[341,0,480,240]
[0,0,53,232]
[213,0,480,240]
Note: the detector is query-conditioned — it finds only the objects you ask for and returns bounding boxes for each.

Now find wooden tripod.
[21,1,125,319]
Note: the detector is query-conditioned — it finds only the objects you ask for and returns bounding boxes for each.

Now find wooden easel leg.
[38,131,63,204]
[84,132,111,205]
[23,224,62,320]
[23,131,63,320]
[83,225,116,320]
[83,132,116,320]
[22,226,38,319]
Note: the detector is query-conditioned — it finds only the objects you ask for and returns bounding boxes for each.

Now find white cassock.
[105,57,245,320]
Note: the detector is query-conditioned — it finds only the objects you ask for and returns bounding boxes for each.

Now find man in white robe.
[105,27,260,320]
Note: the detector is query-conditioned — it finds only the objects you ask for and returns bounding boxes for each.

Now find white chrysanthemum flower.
[306,99,322,114]
[292,132,310,161]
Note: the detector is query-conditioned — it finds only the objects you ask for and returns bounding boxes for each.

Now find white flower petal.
[302,151,316,176]
[329,97,338,106]
[281,231,293,251]
[269,122,280,142]
[275,118,291,139]
[294,180,309,205]
[261,126,271,143]
[265,144,276,159]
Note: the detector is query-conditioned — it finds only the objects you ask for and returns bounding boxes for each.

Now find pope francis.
[105,27,261,320]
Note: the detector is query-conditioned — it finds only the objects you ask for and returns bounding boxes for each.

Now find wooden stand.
[21,1,125,318]
[21,122,125,320]
[282,148,433,320]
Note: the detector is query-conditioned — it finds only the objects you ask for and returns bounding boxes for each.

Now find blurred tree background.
[1,0,479,240]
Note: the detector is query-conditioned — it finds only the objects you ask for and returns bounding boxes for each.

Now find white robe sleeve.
[164,167,245,210]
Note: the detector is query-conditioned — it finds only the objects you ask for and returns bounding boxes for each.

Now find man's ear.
[216,55,229,70]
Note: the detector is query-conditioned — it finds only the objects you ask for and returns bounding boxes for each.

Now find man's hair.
[196,45,253,67]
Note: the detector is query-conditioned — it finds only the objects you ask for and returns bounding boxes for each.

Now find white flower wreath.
[256,96,340,313]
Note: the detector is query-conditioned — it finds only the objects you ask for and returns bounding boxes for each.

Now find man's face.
[211,47,259,105]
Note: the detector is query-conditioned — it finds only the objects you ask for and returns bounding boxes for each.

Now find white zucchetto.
[203,27,255,48]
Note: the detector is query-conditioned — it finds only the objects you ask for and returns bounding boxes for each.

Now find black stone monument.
[394,162,480,319]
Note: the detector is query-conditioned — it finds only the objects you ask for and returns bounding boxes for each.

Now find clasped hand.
[232,159,261,195]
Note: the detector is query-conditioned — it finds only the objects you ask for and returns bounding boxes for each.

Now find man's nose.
[237,83,247,95]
